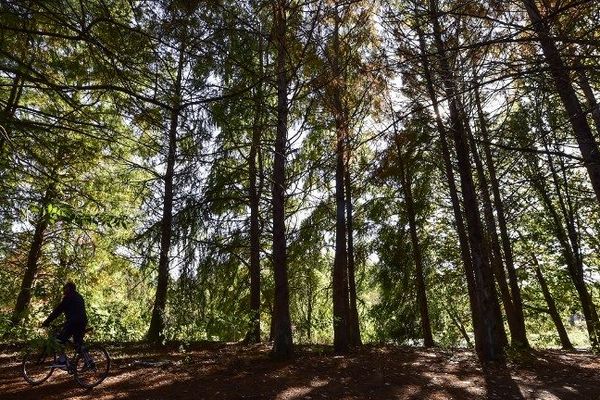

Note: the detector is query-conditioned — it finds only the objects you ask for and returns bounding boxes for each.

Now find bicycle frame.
[22,326,110,388]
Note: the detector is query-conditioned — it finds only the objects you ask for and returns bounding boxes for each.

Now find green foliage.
[0,0,599,353]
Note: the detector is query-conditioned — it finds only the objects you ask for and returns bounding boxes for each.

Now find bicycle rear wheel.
[74,344,110,388]
[22,346,55,385]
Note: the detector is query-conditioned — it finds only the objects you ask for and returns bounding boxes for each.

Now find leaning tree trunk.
[465,107,529,349]
[147,43,185,343]
[396,147,434,347]
[544,142,600,349]
[11,184,54,326]
[526,151,600,349]
[574,57,600,137]
[429,0,506,361]
[473,85,529,349]
[528,249,574,350]
[523,0,600,205]
[0,73,24,155]
[270,0,293,360]
[466,116,518,343]
[415,26,481,344]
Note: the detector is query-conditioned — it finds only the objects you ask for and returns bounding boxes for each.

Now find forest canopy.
[1,0,599,362]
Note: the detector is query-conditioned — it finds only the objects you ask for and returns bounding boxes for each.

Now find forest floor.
[0,342,599,400]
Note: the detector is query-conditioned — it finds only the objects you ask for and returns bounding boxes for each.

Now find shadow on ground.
[1,343,598,399]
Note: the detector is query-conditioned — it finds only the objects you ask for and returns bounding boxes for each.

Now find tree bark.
[523,0,600,205]
[466,113,521,347]
[396,144,434,347]
[415,26,481,346]
[0,73,23,147]
[10,184,54,326]
[544,140,600,349]
[245,29,265,345]
[429,0,506,361]
[447,308,473,348]
[473,85,529,349]
[0,73,24,159]
[526,152,600,349]
[270,0,293,359]
[345,160,362,346]
[147,43,185,343]
[574,57,600,138]
[331,3,350,354]
[529,250,574,350]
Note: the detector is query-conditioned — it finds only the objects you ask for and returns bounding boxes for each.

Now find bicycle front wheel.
[22,347,55,385]
[74,344,110,388]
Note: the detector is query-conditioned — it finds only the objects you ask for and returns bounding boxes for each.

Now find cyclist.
[41,281,88,367]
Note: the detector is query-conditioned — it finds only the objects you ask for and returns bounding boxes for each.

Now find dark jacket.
[43,291,88,327]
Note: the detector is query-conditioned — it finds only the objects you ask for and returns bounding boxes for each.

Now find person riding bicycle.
[41,281,88,366]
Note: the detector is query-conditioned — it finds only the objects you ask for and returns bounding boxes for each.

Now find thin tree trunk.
[474,85,529,349]
[396,145,434,347]
[574,58,600,138]
[529,250,574,350]
[270,0,293,359]
[10,185,54,326]
[447,308,473,348]
[1,73,24,157]
[526,152,600,349]
[429,0,506,361]
[523,0,600,205]
[246,30,265,345]
[306,286,313,342]
[543,141,600,349]
[147,43,185,343]
[345,160,362,346]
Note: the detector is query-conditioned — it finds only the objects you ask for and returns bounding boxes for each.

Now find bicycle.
[21,326,110,388]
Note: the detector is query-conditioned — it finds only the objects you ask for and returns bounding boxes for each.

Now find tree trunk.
[10,185,54,326]
[529,250,573,350]
[465,106,529,349]
[270,1,293,360]
[345,160,362,346]
[574,58,600,138]
[396,146,434,347]
[447,308,473,348]
[544,143,600,349]
[526,152,600,349]
[147,43,185,343]
[429,0,506,361]
[245,30,265,345]
[331,3,350,354]
[415,26,481,346]
[332,90,350,354]
[465,115,518,342]
[0,73,24,153]
[306,285,313,342]
[523,0,600,205]
[474,85,529,349]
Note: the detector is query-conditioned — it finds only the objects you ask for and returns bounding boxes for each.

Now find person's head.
[63,281,76,296]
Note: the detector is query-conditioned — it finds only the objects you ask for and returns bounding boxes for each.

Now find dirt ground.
[1,342,599,399]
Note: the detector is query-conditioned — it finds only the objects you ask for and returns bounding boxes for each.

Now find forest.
[1,0,600,397]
